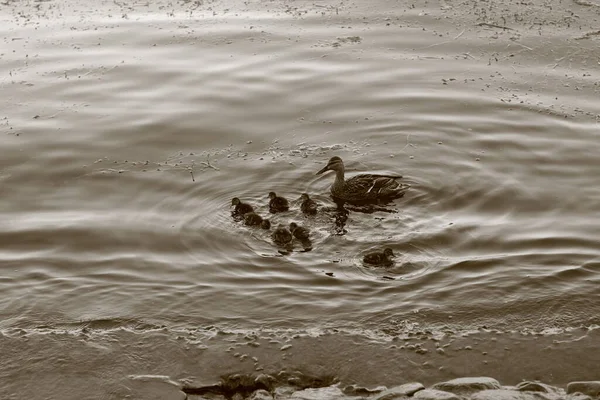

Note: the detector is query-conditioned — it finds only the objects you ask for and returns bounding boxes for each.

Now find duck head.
[289,222,298,231]
[231,197,241,206]
[268,191,277,200]
[300,193,310,201]
[275,223,288,231]
[261,219,271,230]
[316,156,344,175]
[383,248,395,258]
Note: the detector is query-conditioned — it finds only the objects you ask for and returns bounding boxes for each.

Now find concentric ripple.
[1,10,599,337]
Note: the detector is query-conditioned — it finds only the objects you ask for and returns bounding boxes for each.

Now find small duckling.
[231,197,254,215]
[271,224,293,245]
[268,191,289,213]
[243,212,266,226]
[300,193,318,215]
[363,248,395,267]
[289,222,310,240]
[243,212,271,229]
[260,219,271,230]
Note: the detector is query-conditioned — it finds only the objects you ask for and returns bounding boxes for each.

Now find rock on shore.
[135,374,600,400]
[432,377,501,395]
[567,382,600,398]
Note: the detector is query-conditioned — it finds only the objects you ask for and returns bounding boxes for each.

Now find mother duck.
[316,156,409,203]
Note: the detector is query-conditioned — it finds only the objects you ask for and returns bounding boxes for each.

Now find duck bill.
[315,165,329,175]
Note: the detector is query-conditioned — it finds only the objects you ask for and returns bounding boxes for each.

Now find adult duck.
[363,248,395,267]
[315,156,409,203]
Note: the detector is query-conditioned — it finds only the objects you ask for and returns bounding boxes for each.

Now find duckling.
[243,212,271,229]
[260,219,271,230]
[289,222,310,240]
[243,212,265,226]
[231,197,254,215]
[300,193,318,215]
[268,191,289,213]
[271,224,293,245]
[363,248,395,267]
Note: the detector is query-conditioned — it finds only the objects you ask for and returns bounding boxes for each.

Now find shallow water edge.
[3,326,600,399]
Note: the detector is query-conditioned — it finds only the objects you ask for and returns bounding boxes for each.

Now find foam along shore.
[130,375,600,400]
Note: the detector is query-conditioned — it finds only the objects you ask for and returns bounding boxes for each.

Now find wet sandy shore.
[3,326,600,398]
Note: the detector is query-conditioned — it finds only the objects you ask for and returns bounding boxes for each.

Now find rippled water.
[1,0,600,396]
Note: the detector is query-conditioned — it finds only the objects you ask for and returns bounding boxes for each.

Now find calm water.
[1,0,599,397]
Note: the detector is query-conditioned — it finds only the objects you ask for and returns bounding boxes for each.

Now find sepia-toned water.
[1,0,599,397]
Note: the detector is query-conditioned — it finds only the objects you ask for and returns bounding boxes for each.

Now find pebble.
[432,377,501,395]
[471,389,541,400]
[374,382,425,400]
[280,344,292,351]
[517,381,559,393]
[414,389,460,400]
[249,389,273,400]
[567,382,600,397]
[289,386,345,400]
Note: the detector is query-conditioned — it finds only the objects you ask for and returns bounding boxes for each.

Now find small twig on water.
[476,22,514,30]
[200,155,220,171]
[46,110,65,119]
[400,133,414,152]
[454,29,465,40]
[189,167,195,182]
[573,0,598,6]
[575,29,600,40]
[514,43,533,51]
[419,41,451,49]
[550,49,582,68]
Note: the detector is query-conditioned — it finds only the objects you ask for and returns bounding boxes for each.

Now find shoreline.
[3,326,600,398]
[131,374,600,400]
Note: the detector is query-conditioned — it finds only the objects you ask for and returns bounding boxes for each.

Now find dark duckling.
[243,212,270,230]
[300,193,318,215]
[363,248,395,267]
[268,191,289,213]
[260,219,271,230]
[271,224,293,245]
[289,222,310,240]
[231,197,254,215]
